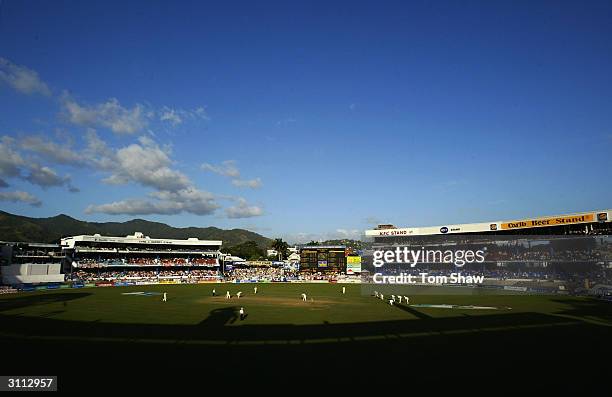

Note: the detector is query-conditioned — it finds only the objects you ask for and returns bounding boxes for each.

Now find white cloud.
[61,94,209,134]
[202,160,262,189]
[0,190,42,207]
[231,177,262,189]
[0,58,51,96]
[19,135,84,165]
[148,188,219,215]
[159,106,210,126]
[201,160,241,178]
[86,187,219,216]
[83,134,221,216]
[61,93,148,134]
[83,129,116,170]
[0,138,26,178]
[160,108,183,126]
[4,123,259,217]
[25,164,66,188]
[225,198,263,219]
[194,107,209,119]
[97,135,191,192]
[114,137,190,190]
[0,137,77,191]
[85,199,176,215]
[0,60,228,213]
[87,139,263,216]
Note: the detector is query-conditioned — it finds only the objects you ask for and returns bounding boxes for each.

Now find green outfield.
[1,283,611,387]
[1,283,611,342]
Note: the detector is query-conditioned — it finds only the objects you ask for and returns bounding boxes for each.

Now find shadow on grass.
[198,306,240,326]
[0,292,91,312]
[1,294,611,387]
[1,293,611,343]
[550,298,612,322]
[0,305,600,342]
[392,302,432,319]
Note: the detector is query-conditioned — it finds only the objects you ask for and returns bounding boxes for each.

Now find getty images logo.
[373,246,487,268]
[440,226,448,233]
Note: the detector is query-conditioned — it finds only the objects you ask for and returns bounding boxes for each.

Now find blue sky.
[0,0,611,243]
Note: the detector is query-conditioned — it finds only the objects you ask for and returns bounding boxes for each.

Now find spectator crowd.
[73,257,218,268]
[72,268,220,283]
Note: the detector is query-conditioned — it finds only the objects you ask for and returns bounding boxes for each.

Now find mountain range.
[0,210,272,248]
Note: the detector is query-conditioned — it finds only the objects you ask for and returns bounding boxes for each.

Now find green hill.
[0,210,271,248]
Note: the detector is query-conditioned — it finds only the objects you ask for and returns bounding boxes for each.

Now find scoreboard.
[346,255,362,274]
[299,246,346,272]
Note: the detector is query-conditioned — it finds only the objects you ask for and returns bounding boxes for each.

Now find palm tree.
[271,238,289,260]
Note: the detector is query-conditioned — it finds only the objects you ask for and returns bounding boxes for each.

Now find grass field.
[1,283,611,387]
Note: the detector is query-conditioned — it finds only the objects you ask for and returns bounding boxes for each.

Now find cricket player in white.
[342,286,346,294]
[391,294,396,302]
[398,295,403,304]
[212,288,216,296]
[239,307,245,320]
[301,293,307,301]
[374,291,378,298]
[254,287,258,294]
[388,299,394,305]
[380,294,384,301]
[226,291,231,299]
[163,292,167,302]
[404,296,409,304]
[237,291,242,298]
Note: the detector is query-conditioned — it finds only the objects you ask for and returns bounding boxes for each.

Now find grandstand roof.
[365,209,611,238]
[61,232,222,249]
[299,245,346,250]
[0,241,60,248]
